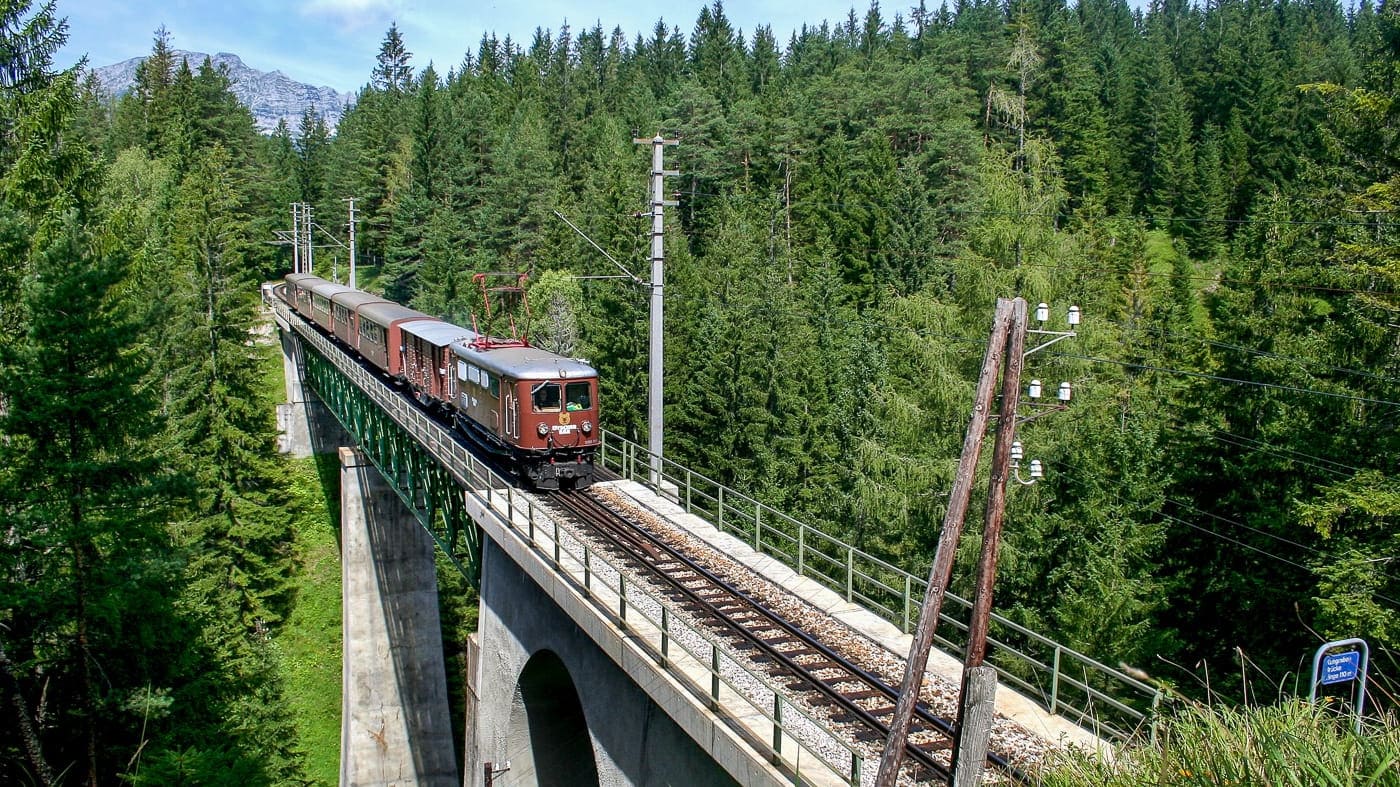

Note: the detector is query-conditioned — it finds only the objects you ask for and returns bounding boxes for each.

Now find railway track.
[548,489,1031,785]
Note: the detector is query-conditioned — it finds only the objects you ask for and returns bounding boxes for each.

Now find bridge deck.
[597,479,1108,757]
[465,482,847,785]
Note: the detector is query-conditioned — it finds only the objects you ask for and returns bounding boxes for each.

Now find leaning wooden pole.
[951,296,1027,785]
[874,298,1016,786]
[962,296,1026,670]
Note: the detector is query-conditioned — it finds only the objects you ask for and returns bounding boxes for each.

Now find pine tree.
[688,2,748,108]
[0,215,188,786]
[163,143,296,622]
[372,22,414,93]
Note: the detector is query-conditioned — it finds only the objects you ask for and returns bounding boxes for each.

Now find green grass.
[271,454,344,787]
[1038,700,1400,786]
[255,315,344,786]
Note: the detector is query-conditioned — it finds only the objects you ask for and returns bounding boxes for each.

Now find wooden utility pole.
[963,297,1026,670]
[951,297,1027,785]
[874,298,1017,786]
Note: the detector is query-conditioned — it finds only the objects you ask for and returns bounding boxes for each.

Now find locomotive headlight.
[536,423,549,437]
[582,420,593,434]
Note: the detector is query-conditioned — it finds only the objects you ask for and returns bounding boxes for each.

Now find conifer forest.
[0,0,1397,782]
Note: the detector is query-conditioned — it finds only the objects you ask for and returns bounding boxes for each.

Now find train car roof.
[357,300,432,327]
[451,342,598,380]
[330,290,389,310]
[401,319,476,347]
[285,273,322,288]
[310,281,355,299]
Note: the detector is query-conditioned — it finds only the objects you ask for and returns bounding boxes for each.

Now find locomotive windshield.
[531,382,561,412]
[532,380,593,412]
[565,382,591,411]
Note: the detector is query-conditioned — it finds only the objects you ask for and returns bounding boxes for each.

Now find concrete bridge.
[268,291,1153,786]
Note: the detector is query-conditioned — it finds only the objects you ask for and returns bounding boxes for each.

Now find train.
[277,273,600,490]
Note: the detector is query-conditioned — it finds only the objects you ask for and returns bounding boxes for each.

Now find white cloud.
[300,0,403,33]
[302,0,400,13]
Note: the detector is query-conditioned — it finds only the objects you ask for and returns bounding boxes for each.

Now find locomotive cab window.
[565,382,591,411]
[531,382,561,412]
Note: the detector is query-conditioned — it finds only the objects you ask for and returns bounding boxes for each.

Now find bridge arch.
[505,649,600,786]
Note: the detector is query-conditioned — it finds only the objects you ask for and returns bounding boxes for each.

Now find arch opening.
[505,649,599,786]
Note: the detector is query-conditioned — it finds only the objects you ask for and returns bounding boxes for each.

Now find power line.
[1010,258,1394,299]
[1131,325,1400,387]
[667,192,1400,298]
[1203,430,1362,477]
[1161,416,1367,479]
[1165,498,1320,554]
[918,323,1397,395]
[1037,456,1399,603]
[1158,509,1313,571]
[885,328,1400,410]
[1043,350,1400,409]
[1157,510,1400,606]
[681,188,1400,230]
[1166,497,1400,592]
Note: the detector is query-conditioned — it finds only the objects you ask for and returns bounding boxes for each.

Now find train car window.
[359,322,384,345]
[457,361,469,381]
[565,382,591,411]
[531,382,561,412]
[486,372,499,398]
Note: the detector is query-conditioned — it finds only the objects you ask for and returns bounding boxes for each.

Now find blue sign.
[1320,651,1360,685]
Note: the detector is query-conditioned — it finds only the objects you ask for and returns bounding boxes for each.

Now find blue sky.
[54,0,889,93]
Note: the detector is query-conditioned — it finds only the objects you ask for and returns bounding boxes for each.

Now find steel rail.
[551,490,1033,785]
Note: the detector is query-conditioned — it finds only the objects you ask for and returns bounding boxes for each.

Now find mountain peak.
[90,49,355,134]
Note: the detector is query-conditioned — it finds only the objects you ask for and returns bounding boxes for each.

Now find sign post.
[1308,637,1369,733]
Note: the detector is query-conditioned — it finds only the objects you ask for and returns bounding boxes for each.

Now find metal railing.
[532,495,871,785]
[269,296,870,784]
[598,433,1163,742]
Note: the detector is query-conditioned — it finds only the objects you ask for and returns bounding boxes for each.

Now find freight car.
[279,274,599,490]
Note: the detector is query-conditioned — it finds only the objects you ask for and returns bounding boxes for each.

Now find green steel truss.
[275,298,489,583]
[302,349,478,580]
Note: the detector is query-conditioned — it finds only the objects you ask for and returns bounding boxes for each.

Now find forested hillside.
[311,0,1398,703]
[0,0,1396,782]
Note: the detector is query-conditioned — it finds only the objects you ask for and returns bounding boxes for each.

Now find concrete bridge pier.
[340,447,459,787]
[277,329,353,456]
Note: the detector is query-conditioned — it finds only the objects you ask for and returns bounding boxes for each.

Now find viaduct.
[268,290,1151,786]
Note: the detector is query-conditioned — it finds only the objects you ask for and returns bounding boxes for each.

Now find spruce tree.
[0,215,188,786]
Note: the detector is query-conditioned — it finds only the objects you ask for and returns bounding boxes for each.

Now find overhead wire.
[1128,325,1400,387]
[1157,509,1400,606]
[678,188,1400,229]
[1038,458,1400,605]
[1039,350,1400,409]
[1165,497,1321,555]
[1165,497,1400,596]
[662,191,1400,298]
[1200,430,1362,478]
[1157,508,1314,572]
